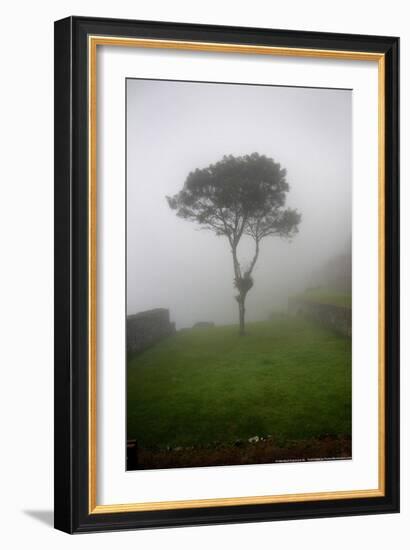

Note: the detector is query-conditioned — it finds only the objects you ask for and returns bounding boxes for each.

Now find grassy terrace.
[127,317,351,450]
[293,289,352,309]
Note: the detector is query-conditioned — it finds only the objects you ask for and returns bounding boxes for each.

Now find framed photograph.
[54,16,399,533]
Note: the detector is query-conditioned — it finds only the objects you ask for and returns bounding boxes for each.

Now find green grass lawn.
[127,317,351,449]
[294,289,352,309]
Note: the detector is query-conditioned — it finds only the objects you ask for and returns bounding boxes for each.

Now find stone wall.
[127,308,175,354]
[288,298,351,337]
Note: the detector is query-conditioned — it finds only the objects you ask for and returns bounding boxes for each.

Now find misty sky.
[127,79,352,328]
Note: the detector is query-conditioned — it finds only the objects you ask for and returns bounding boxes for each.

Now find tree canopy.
[167,153,300,246]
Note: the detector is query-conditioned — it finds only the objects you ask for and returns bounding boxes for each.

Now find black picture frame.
[54,15,399,534]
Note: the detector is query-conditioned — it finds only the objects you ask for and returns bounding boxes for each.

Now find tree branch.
[229,242,242,281]
[245,237,260,277]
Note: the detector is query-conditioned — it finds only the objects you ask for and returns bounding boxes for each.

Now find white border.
[96,46,379,505]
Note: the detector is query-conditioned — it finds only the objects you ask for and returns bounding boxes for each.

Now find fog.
[127,79,351,329]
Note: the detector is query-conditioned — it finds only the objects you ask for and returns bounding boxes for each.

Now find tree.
[167,153,301,335]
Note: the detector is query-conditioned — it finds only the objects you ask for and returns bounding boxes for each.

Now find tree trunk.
[238,295,246,336]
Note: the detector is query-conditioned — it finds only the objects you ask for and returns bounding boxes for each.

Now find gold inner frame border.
[87,35,385,514]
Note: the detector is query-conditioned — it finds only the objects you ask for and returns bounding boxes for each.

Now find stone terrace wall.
[127,308,175,354]
[288,298,351,337]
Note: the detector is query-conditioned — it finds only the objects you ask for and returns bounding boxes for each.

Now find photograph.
[126,78,353,470]
[52,11,399,535]
[0,0,404,541]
